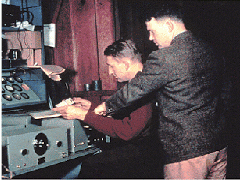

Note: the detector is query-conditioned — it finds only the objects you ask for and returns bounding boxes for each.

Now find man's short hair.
[104,39,142,63]
[145,2,184,23]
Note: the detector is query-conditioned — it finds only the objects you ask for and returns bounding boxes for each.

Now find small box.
[5,31,42,49]
[21,48,42,66]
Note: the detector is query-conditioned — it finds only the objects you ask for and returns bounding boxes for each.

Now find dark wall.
[116,0,158,62]
[183,2,240,178]
[117,1,240,66]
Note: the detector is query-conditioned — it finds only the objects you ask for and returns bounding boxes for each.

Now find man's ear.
[123,59,131,70]
[151,17,158,23]
[165,20,174,32]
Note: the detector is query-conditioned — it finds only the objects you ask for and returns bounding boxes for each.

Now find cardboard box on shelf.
[4,31,42,49]
[21,48,42,66]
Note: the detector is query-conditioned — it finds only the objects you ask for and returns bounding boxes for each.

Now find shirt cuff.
[84,102,99,123]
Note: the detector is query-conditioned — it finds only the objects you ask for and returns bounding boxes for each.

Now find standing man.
[53,39,162,178]
[95,2,230,179]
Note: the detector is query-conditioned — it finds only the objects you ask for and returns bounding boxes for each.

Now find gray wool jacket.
[105,31,230,164]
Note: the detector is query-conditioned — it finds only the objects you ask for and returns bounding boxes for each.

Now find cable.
[17,28,23,51]
[94,0,100,80]
[22,30,31,60]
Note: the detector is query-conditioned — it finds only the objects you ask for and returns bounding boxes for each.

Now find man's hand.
[72,97,91,110]
[55,98,74,108]
[52,105,88,120]
[94,102,107,116]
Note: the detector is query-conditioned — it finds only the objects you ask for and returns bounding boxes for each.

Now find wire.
[23,30,30,48]
[15,29,31,60]
[22,30,31,60]
[17,29,23,51]
[7,37,14,50]
[94,0,100,79]
[20,0,35,23]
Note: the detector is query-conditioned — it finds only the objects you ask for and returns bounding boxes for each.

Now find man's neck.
[129,63,143,79]
[172,21,187,39]
[135,63,143,72]
[173,29,187,39]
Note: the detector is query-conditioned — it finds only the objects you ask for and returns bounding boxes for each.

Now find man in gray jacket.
[95,2,230,179]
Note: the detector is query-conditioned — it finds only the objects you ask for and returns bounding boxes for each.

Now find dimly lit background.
[2,0,240,178]
[43,1,240,177]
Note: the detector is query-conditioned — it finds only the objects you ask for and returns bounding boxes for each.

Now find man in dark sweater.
[94,2,230,179]
[53,39,162,178]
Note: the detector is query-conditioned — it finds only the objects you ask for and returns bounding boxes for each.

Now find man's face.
[145,18,172,49]
[106,56,130,82]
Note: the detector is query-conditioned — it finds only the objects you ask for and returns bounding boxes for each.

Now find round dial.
[20,93,29,99]
[2,94,12,101]
[33,133,49,156]
[20,149,29,156]
[14,77,23,83]
[5,85,14,92]
[13,93,21,100]
[7,77,15,83]
[12,84,22,91]
[2,77,7,84]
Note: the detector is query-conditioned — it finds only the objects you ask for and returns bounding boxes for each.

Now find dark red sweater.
[84,102,152,141]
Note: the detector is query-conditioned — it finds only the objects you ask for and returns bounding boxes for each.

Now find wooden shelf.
[73,90,116,98]
[73,90,116,104]
[2,26,43,32]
